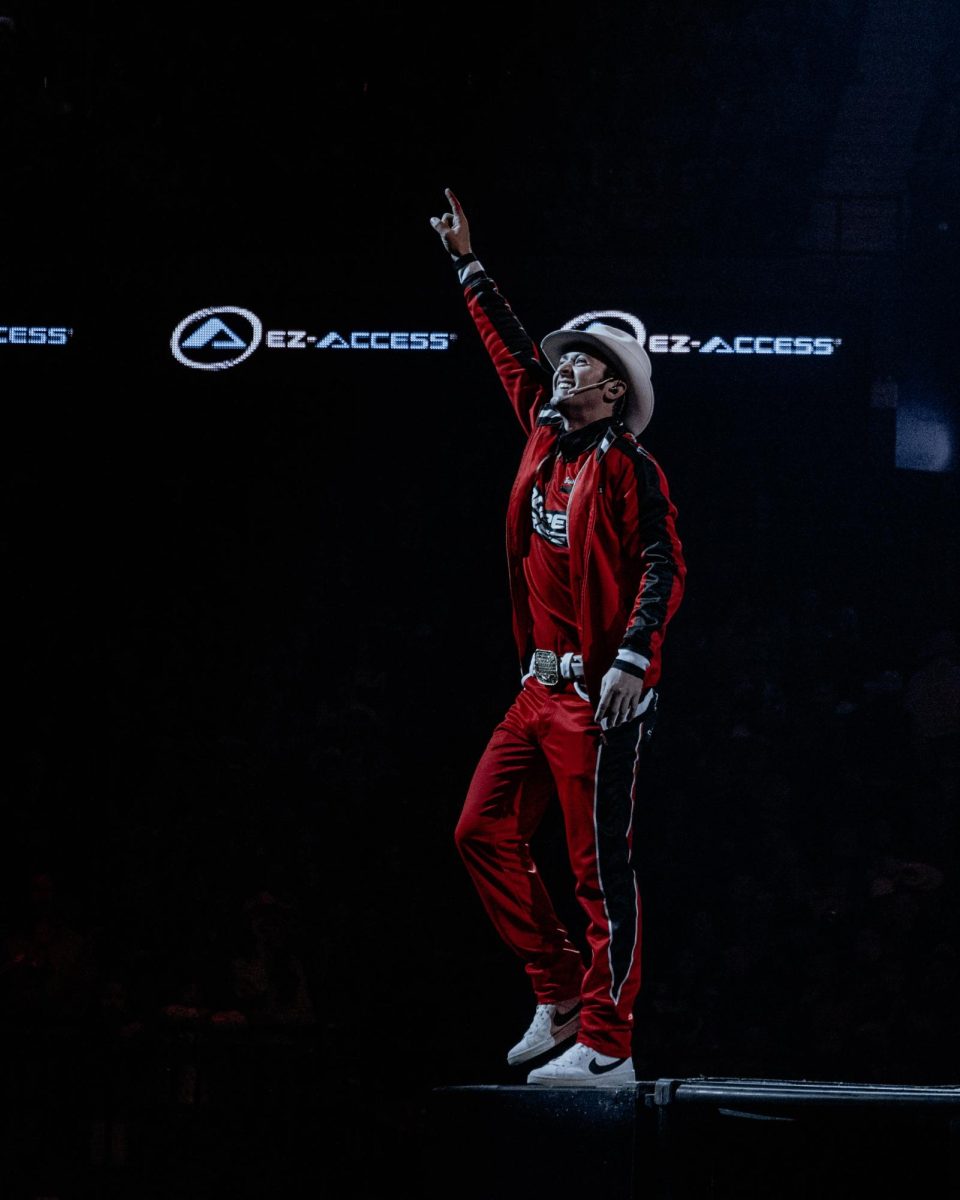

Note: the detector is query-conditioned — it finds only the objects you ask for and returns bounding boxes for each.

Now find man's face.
[552,348,610,401]
[552,348,620,429]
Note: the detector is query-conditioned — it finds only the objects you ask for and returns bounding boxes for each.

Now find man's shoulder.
[606,430,657,466]
[603,433,674,492]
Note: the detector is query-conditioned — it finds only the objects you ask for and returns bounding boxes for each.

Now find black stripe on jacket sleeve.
[618,447,686,663]
[466,272,554,390]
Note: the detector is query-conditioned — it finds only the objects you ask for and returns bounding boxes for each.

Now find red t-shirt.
[523,432,600,654]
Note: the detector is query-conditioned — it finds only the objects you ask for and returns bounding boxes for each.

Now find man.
[431,189,685,1086]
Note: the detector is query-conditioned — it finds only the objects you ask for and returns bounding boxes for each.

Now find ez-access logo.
[170,306,456,371]
[561,309,841,358]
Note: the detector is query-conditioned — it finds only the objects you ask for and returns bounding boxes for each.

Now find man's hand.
[595,666,647,731]
[430,188,472,257]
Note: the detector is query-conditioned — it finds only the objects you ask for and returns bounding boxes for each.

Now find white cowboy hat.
[541,319,655,435]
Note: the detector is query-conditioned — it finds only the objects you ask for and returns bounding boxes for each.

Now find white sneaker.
[506,999,582,1066]
[526,1040,636,1087]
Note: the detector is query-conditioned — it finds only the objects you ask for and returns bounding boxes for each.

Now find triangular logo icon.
[181,317,248,350]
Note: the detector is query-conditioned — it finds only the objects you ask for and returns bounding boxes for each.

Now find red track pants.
[455,676,645,1059]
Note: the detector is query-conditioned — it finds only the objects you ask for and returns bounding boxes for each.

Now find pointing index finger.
[445,188,464,217]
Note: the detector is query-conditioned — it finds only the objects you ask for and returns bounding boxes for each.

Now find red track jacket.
[464,266,686,704]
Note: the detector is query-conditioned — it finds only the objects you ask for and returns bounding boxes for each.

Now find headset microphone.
[556,377,614,397]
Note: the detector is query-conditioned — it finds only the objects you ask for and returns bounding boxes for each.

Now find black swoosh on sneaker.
[588,1056,627,1075]
[552,1003,582,1029]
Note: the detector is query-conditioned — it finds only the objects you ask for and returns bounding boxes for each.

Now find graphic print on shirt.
[531,484,568,548]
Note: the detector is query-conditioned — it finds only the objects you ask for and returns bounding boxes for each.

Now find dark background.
[2,2,959,1196]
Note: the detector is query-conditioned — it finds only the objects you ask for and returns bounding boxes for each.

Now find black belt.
[530,650,584,687]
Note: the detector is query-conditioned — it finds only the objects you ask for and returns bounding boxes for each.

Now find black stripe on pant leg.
[594,719,644,1003]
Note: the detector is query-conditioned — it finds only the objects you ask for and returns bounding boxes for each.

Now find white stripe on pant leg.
[592,720,644,1005]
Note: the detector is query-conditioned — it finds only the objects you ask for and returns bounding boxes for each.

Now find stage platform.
[427,1077,960,1199]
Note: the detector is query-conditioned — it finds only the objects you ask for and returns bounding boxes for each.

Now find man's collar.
[556,417,616,461]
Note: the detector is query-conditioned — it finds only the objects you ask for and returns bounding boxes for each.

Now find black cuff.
[452,252,477,270]
[612,657,647,681]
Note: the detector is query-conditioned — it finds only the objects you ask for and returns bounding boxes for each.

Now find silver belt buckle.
[534,649,560,686]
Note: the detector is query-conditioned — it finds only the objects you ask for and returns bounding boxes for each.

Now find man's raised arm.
[429,188,553,432]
